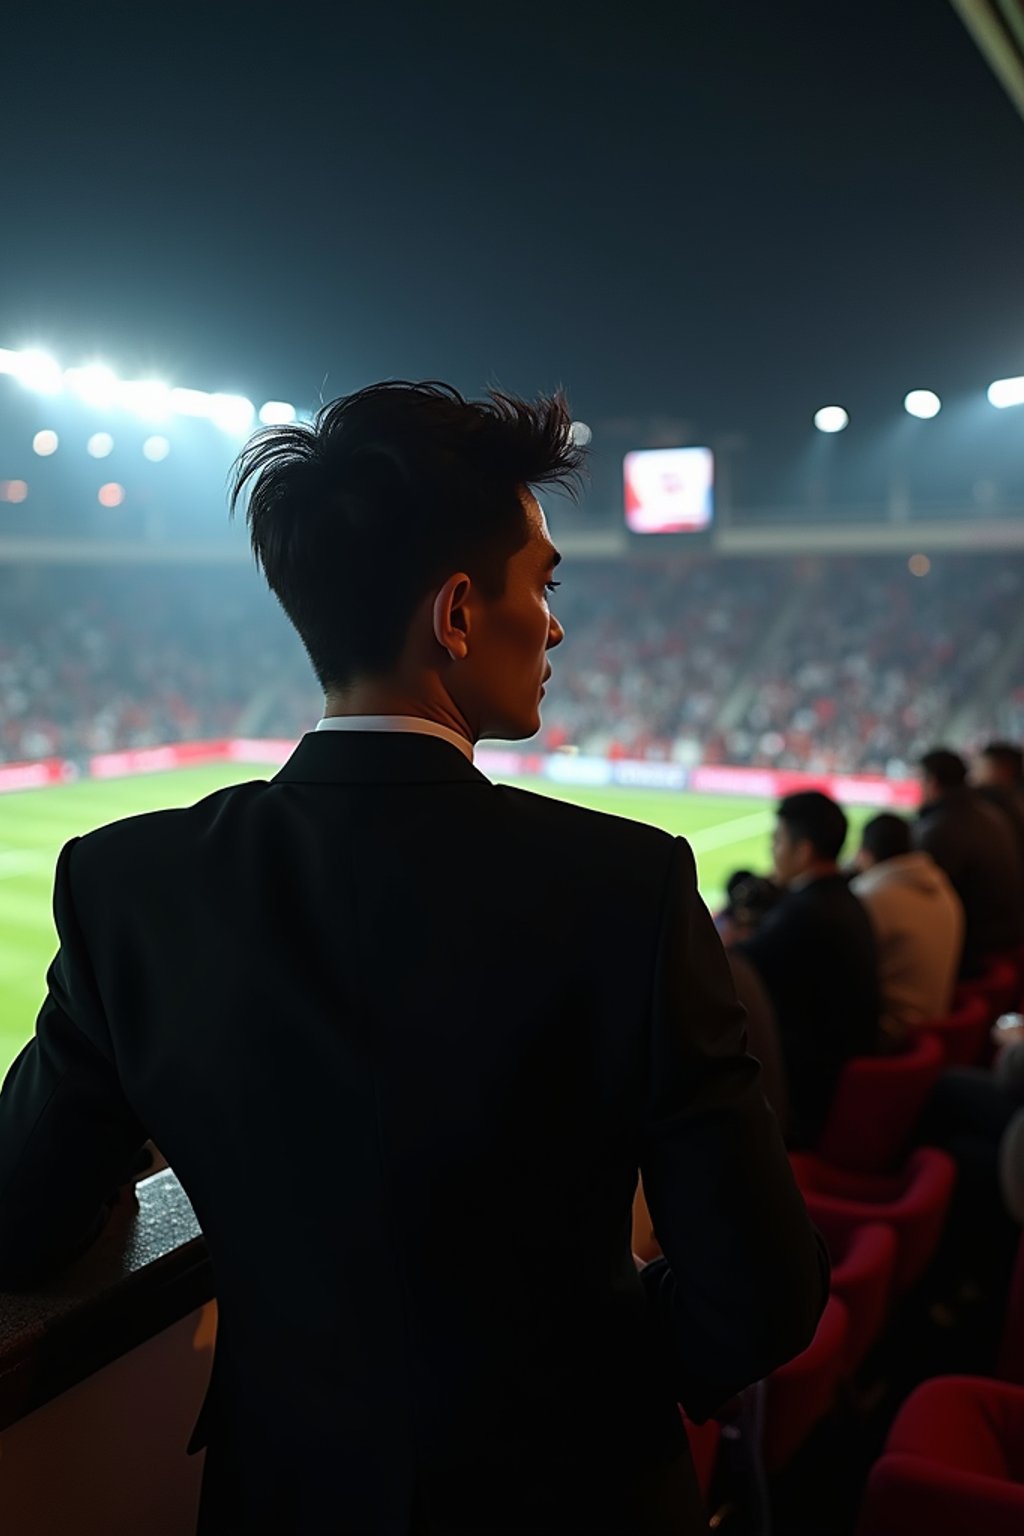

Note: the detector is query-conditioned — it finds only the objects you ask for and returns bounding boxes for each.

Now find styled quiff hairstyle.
[229,381,584,691]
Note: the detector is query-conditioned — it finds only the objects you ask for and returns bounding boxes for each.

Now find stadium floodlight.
[571,420,593,446]
[988,375,1024,409]
[904,389,941,420]
[209,393,256,433]
[258,400,297,426]
[97,482,125,507]
[86,432,115,459]
[813,405,849,434]
[117,378,171,420]
[14,349,63,395]
[32,429,59,456]
[0,480,29,503]
[0,349,22,376]
[169,386,213,418]
[142,434,171,462]
[65,363,118,408]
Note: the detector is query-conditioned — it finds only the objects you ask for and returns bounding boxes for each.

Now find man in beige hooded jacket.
[851,812,964,1049]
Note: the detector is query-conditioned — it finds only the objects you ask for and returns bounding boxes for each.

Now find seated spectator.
[851,813,964,1050]
[972,740,1024,878]
[738,791,880,1147]
[715,869,784,945]
[913,748,1024,978]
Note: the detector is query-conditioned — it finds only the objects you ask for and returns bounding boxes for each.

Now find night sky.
[2,1,1022,499]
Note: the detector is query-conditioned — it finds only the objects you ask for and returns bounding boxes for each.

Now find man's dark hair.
[726,869,756,900]
[727,873,784,926]
[980,741,1024,782]
[229,381,585,691]
[920,748,968,790]
[776,791,848,862]
[861,813,912,864]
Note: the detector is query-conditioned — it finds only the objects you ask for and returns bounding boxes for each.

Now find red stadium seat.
[810,1213,897,1376]
[816,1031,945,1175]
[680,1411,721,1504]
[856,1376,1024,1536]
[955,955,1020,1024]
[790,1147,957,1296]
[761,1296,848,1473]
[921,993,990,1069]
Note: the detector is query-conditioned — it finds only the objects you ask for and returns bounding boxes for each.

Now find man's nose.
[548,615,565,649]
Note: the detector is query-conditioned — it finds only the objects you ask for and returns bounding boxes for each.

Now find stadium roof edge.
[3,517,1024,564]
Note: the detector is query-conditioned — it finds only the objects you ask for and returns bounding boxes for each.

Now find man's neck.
[789,861,839,892]
[323,684,474,747]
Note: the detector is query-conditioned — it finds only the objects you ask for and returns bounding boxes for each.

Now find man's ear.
[432,573,472,662]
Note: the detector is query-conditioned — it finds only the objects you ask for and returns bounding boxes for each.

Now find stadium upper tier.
[2,552,1021,774]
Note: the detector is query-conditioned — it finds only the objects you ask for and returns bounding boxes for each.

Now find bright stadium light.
[98,482,126,507]
[142,434,171,462]
[904,389,941,419]
[0,349,22,376]
[86,432,115,459]
[988,375,1024,409]
[209,393,255,433]
[65,363,118,407]
[0,480,29,503]
[118,379,171,420]
[169,386,213,418]
[258,400,297,426]
[14,349,63,395]
[814,405,849,434]
[32,429,59,456]
[571,420,593,446]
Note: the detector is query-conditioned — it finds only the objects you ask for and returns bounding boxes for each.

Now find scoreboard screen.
[623,446,714,534]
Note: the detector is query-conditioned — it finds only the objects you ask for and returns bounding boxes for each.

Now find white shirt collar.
[315,714,475,763]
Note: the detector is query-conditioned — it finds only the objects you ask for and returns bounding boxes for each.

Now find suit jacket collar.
[272,729,492,787]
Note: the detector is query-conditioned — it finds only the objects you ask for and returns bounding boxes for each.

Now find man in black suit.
[0,383,827,1535]
[972,741,1024,890]
[915,747,1024,978]
[738,791,879,1146]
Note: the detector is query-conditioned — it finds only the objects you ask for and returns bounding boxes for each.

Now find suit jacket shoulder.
[491,782,677,861]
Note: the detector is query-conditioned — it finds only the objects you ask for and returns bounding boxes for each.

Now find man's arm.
[639,839,829,1422]
[0,839,148,1288]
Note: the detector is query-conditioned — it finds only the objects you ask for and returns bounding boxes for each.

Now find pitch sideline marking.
[0,851,52,881]
[686,809,775,855]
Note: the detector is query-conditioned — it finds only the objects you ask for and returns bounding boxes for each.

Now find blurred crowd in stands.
[2,553,1019,773]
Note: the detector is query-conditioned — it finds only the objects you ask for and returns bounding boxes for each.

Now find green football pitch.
[0,765,871,1081]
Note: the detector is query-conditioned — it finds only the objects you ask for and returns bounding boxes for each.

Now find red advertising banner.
[0,740,921,809]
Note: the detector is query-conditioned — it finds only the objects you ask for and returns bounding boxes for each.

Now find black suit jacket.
[915,788,1024,977]
[0,732,827,1535]
[738,874,880,1146]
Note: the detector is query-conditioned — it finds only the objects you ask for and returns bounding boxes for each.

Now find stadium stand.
[2,551,1021,770]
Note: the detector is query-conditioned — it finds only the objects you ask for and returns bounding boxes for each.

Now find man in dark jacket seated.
[971,741,1024,899]
[739,791,880,1146]
[915,747,1024,978]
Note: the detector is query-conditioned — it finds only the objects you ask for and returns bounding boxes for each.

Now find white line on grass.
[0,851,52,881]
[685,809,775,855]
